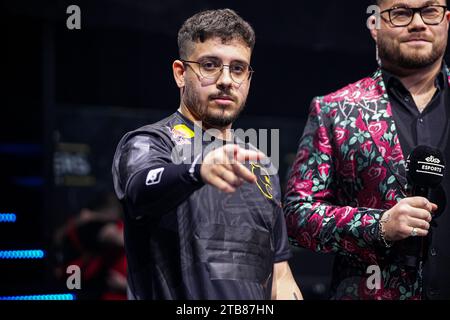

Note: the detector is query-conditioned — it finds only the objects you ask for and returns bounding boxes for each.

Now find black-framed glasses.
[380,5,447,27]
[181,59,254,84]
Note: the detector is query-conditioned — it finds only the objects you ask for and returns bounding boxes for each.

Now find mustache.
[401,34,433,42]
[208,92,237,101]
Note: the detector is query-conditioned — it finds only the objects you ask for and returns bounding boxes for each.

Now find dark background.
[3,0,444,299]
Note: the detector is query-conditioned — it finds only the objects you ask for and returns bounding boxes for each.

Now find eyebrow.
[390,0,441,8]
[197,55,220,61]
[197,55,249,65]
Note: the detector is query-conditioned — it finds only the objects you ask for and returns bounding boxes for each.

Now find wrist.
[378,212,393,248]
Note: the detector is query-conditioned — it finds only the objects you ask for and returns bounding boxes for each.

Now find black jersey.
[112,112,291,300]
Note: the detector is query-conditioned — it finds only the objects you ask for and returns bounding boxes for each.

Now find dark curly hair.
[177,9,255,59]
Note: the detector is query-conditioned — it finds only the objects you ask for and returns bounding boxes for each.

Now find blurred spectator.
[53,192,127,300]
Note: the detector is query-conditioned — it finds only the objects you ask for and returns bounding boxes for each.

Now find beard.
[182,81,246,128]
[378,34,446,70]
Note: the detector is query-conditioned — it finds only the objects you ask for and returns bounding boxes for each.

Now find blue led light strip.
[12,177,44,187]
[0,294,76,300]
[0,250,45,259]
[0,213,17,223]
[0,143,42,156]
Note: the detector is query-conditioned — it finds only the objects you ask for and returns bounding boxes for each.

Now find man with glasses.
[284,0,450,299]
[112,9,302,300]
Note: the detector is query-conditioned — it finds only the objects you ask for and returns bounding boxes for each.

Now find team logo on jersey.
[167,124,195,145]
[250,163,273,200]
[173,124,195,138]
[145,167,164,186]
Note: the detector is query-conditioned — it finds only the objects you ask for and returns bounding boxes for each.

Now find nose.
[216,65,233,88]
[408,10,427,31]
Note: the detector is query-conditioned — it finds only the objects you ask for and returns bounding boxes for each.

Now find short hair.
[177,9,255,59]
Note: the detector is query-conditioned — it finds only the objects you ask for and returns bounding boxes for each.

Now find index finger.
[223,144,265,164]
[404,197,435,211]
[234,148,265,163]
[232,162,257,183]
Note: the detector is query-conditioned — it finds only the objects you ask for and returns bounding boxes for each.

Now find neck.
[384,60,443,96]
[178,104,233,141]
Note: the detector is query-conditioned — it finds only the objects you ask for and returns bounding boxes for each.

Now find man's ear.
[445,10,450,31]
[247,76,252,87]
[173,60,185,88]
[368,15,379,43]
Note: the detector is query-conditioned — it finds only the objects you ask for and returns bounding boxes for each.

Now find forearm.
[125,163,204,218]
[285,199,385,259]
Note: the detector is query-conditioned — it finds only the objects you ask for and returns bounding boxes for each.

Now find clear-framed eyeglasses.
[181,58,254,85]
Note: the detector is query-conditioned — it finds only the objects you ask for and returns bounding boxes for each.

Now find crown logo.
[425,155,441,164]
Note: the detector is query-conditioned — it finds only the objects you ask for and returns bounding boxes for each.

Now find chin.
[403,46,433,56]
[401,49,433,61]
[211,110,235,121]
[204,110,240,128]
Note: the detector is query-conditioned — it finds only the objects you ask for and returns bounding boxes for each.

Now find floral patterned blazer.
[284,68,450,300]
